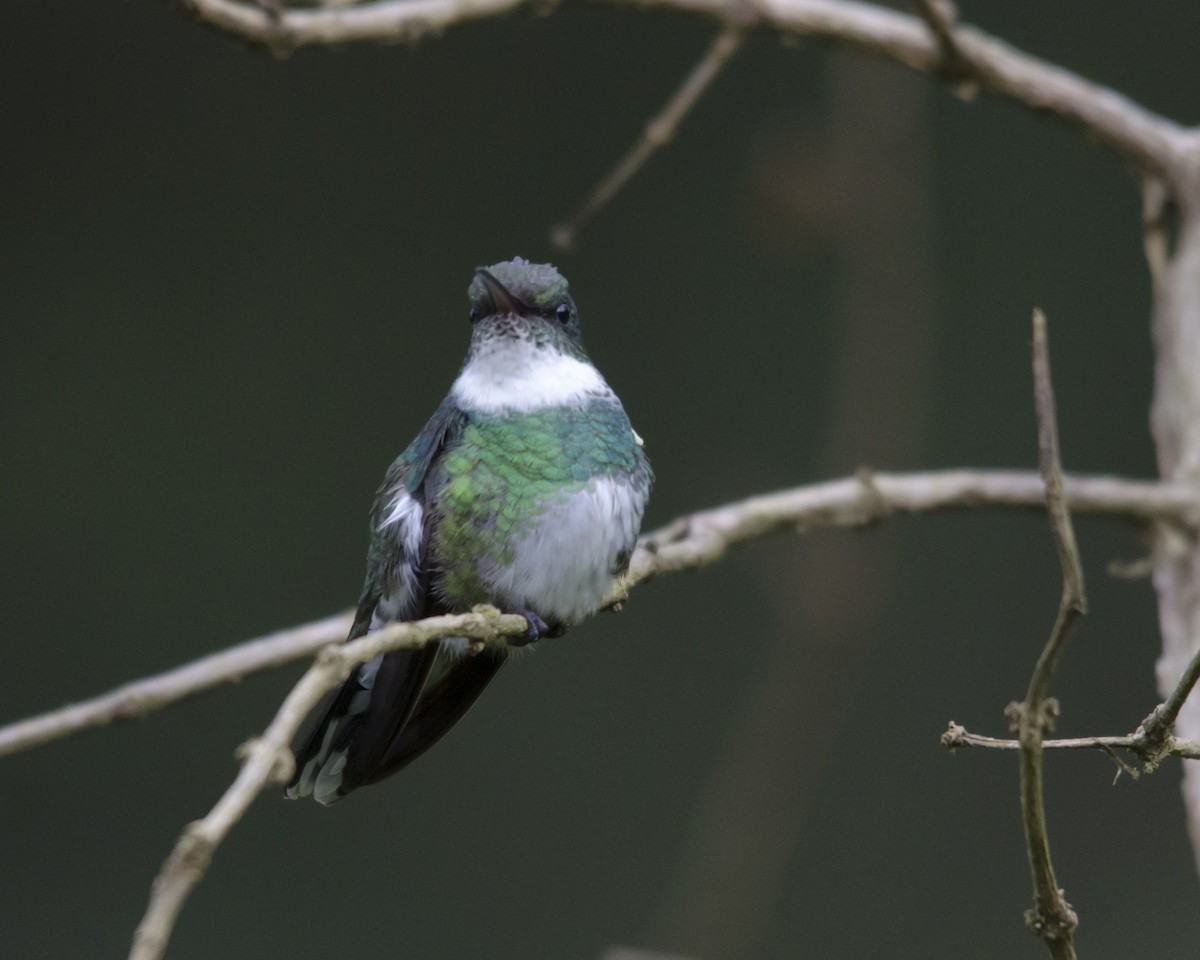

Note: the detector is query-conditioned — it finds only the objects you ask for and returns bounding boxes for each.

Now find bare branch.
[0,468,1193,763]
[1014,309,1084,958]
[128,607,530,960]
[0,611,352,759]
[176,0,526,47]
[620,467,1197,595]
[174,0,1191,179]
[550,24,746,250]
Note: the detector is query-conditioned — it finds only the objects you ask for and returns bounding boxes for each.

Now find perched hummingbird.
[286,258,652,804]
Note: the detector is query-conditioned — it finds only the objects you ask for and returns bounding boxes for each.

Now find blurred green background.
[3,2,1199,958]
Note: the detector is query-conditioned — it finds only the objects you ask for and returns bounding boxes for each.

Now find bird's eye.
[556,304,571,325]
[468,308,480,324]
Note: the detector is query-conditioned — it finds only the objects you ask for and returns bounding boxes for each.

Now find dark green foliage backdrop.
[2,2,1199,958]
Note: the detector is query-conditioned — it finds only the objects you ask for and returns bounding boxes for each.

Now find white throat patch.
[450,340,608,413]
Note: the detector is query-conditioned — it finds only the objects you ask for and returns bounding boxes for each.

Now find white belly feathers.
[481,474,645,624]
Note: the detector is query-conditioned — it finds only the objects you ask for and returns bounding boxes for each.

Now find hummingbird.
[286,258,652,804]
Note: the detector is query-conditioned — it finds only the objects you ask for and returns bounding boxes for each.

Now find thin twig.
[550,24,745,250]
[1027,310,1088,706]
[1014,308,1084,958]
[0,468,1194,763]
[1148,645,1200,739]
[128,607,529,960]
[941,723,1200,763]
[173,0,1190,179]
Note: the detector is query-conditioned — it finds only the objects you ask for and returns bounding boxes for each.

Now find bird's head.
[466,258,584,357]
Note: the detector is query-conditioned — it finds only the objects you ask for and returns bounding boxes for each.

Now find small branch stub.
[912,0,978,98]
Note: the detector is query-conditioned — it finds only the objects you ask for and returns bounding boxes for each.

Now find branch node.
[849,466,894,528]
[1007,697,1060,737]
[467,603,495,622]
[1136,703,1178,765]
[940,721,967,750]
[1024,895,1079,941]
[236,737,297,783]
[912,0,979,100]
[248,0,298,58]
[174,822,215,878]
[314,642,341,664]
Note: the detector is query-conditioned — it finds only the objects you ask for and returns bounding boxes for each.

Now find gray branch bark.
[0,468,1190,764]
[175,0,1194,178]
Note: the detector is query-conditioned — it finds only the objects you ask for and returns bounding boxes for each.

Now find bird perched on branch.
[286,258,652,804]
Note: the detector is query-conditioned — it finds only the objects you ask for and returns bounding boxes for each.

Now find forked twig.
[942,632,1200,770]
[128,609,530,960]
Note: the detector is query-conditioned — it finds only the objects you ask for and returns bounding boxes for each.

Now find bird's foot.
[505,608,566,646]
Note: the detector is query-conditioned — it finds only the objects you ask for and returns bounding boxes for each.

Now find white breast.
[482,474,648,623]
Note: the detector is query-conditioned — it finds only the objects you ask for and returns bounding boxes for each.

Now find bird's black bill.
[474,267,526,316]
